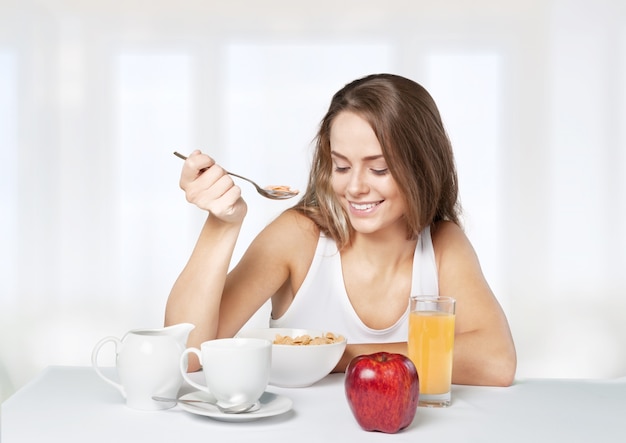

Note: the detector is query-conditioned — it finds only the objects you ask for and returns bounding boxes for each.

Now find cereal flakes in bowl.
[236,328,347,388]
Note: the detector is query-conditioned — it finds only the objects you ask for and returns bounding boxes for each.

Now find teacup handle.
[91,336,125,398]
[180,348,210,394]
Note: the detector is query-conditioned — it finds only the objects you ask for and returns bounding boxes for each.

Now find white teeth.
[351,202,378,210]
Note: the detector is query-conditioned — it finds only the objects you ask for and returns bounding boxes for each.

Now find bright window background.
[0,51,17,308]
[114,53,194,318]
[1,0,625,403]
[0,50,18,400]
[424,53,502,308]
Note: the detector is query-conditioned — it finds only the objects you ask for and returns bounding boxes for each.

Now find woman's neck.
[344,229,417,269]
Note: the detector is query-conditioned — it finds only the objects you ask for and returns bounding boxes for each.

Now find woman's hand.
[179,150,247,224]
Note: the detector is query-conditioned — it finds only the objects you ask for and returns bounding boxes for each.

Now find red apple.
[344,352,419,433]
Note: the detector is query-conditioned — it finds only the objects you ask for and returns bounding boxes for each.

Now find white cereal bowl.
[236,328,347,388]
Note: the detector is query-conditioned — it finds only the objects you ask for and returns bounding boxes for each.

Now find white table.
[1,366,625,442]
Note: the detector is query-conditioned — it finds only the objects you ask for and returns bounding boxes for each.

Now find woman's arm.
[165,215,244,371]
[166,155,319,370]
[165,151,249,371]
[433,221,517,387]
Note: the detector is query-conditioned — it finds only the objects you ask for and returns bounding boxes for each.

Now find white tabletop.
[1,366,625,442]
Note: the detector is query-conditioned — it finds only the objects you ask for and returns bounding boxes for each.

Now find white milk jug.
[91,323,194,410]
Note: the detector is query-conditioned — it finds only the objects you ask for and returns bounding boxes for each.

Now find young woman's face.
[329,111,407,236]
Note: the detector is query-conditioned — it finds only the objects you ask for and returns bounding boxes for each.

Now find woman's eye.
[334,166,350,173]
[371,168,389,175]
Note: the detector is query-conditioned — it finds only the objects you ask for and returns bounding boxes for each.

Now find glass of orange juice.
[408,296,456,407]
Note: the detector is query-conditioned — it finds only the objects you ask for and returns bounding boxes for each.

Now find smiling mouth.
[350,201,383,211]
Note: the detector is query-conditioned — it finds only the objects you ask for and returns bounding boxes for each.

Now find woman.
[165,73,516,386]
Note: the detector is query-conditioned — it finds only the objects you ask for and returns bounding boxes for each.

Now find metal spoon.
[152,395,260,414]
[173,151,299,200]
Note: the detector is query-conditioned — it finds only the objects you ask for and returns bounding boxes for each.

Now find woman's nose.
[346,169,369,195]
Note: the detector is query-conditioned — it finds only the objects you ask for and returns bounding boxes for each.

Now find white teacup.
[180,338,271,407]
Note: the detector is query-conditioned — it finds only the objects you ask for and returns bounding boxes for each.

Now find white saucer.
[178,391,293,422]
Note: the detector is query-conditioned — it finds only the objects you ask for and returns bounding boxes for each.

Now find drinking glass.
[408,296,456,407]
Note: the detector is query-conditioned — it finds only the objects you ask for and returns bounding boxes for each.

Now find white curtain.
[1,0,625,402]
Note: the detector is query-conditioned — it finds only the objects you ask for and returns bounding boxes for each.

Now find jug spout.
[163,322,195,345]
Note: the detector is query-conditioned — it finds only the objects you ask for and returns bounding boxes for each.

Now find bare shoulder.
[227,209,320,292]
[248,209,320,261]
[240,209,320,308]
[261,209,319,243]
[430,220,484,289]
[430,220,474,256]
[273,209,319,233]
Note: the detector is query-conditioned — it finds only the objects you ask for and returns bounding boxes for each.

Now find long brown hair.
[293,73,461,249]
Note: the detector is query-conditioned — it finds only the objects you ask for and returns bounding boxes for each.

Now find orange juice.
[408,310,455,395]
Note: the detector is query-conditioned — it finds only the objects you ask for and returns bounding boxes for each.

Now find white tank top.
[270,226,439,343]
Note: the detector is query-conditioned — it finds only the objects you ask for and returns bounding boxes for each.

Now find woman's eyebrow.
[330,151,385,162]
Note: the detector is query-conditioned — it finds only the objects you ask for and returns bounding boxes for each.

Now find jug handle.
[91,336,126,398]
